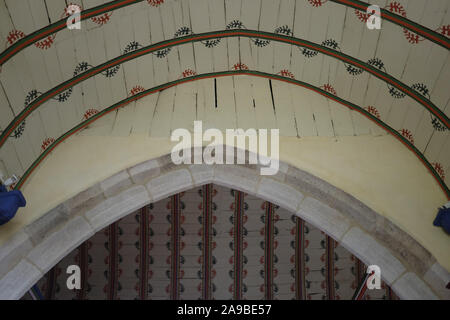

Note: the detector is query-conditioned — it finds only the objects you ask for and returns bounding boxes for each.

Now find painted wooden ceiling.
[0,0,449,196]
[22,185,400,300]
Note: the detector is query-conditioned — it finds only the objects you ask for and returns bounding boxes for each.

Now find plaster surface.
[0,133,448,272]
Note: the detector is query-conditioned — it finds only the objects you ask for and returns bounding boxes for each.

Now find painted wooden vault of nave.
[21,184,398,300]
[0,0,448,197]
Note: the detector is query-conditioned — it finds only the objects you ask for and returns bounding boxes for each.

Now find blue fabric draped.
[0,184,26,226]
[433,206,450,234]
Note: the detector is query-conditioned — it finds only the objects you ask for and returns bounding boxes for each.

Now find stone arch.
[0,147,448,300]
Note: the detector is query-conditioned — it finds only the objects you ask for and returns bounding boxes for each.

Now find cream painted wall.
[0,132,449,271]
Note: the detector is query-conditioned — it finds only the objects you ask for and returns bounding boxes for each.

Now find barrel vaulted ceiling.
[0,0,449,198]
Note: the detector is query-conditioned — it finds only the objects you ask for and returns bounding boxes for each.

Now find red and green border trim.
[13,70,449,204]
[0,0,146,66]
[329,0,449,50]
[1,0,447,67]
[1,30,448,150]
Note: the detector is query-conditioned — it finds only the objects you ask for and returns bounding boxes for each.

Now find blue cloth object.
[0,185,26,226]
[433,206,450,234]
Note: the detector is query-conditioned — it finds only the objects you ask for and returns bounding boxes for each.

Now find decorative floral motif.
[153,27,191,58]
[73,61,91,76]
[431,116,447,132]
[437,25,450,37]
[41,137,55,152]
[301,47,319,58]
[308,0,328,7]
[367,58,405,99]
[278,70,295,79]
[411,83,431,99]
[34,35,56,50]
[202,39,222,48]
[174,27,192,38]
[321,84,337,95]
[432,163,445,180]
[274,25,293,36]
[182,69,197,77]
[367,58,385,70]
[353,1,434,45]
[354,9,370,23]
[232,63,249,71]
[129,85,145,96]
[104,41,141,76]
[226,20,270,47]
[226,20,245,30]
[147,0,164,7]
[366,106,381,119]
[400,128,414,144]
[24,90,41,108]
[91,12,113,26]
[11,121,26,139]
[83,109,99,120]
[6,30,25,47]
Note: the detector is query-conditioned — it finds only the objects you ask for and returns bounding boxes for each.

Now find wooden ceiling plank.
[24,112,47,156]
[73,33,101,117]
[85,28,115,109]
[171,0,195,75]
[149,86,176,138]
[195,78,207,126]
[411,55,450,151]
[131,94,159,135]
[5,0,35,34]
[333,3,365,101]
[208,0,228,72]
[215,76,238,131]
[160,3,181,81]
[251,77,277,130]
[255,0,280,75]
[320,2,346,88]
[0,62,28,115]
[328,99,355,137]
[118,14,139,87]
[43,0,67,23]
[290,86,317,137]
[12,129,37,171]
[133,9,156,89]
[225,0,242,70]
[148,3,169,84]
[309,90,334,137]
[171,82,197,133]
[78,110,115,136]
[103,20,127,103]
[273,0,295,75]
[0,1,15,41]
[435,134,450,183]
[240,0,260,70]
[111,101,136,137]
[234,75,257,130]
[0,139,24,178]
[189,0,214,74]
[272,80,298,137]
[423,122,448,162]
[39,99,63,140]
[0,85,14,132]
[301,0,329,88]
[27,0,50,30]
[55,37,84,132]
